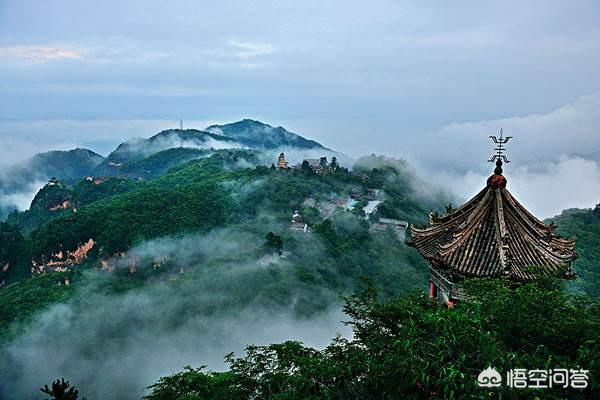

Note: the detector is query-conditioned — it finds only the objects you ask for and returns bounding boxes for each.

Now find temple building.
[409,131,577,306]
[277,152,288,169]
[370,218,408,241]
[290,210,308,232]
[303,157,329,174]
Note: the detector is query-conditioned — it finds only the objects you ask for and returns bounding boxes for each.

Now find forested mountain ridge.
[30,148,105,179]
[0,120,332,219]
[5,176,140,234]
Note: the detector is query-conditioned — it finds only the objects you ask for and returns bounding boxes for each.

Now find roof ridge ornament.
[488,128,512,175]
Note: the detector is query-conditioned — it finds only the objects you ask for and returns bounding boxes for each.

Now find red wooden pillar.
[429,281,436,299]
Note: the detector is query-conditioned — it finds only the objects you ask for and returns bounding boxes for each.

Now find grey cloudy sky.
[1,0,600,216]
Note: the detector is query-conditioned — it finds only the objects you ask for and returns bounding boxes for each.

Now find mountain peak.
[206,120,326,150]
[149,128,236,143]
[36,148,103,159]
[239,118,268,125]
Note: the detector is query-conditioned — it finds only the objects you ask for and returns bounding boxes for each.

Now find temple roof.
[410,166,577,282]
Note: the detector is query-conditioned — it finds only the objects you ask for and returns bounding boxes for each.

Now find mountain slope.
[206,119,327,150]
[5,177,140,235]
[549,205,600,297]
[94,129,241,175]
[117,147,213,179]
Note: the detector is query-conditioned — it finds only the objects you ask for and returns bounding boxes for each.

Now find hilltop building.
[409,131,577,306]
[370,218,408,241]
[301,156,329,174]
[330,156,339,170]
[85,176,108,185]
[290,210,308,233]
[367,188,381,200]
[277,152,288,169]
[293,156,339,175]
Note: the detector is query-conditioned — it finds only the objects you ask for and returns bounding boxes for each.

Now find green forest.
[0,152,436,337]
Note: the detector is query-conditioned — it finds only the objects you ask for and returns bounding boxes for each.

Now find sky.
[1,0,600,216]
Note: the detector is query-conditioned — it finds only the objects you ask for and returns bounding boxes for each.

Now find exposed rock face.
[100,252,154,274]
[100,259,114,272]
[129,256,137,274]
[48,200,71,211]
[32,239,96,274]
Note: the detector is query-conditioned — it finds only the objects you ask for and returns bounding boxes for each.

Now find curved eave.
[410,183,577,282]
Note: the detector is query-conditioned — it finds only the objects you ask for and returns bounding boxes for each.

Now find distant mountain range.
[0,120,336,217]
[104,119,326,163]
[94,119,331,175]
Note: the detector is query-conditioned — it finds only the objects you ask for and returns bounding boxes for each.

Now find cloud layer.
[410,92,600,218]
[420,92,600,172]
[0,46,82,63]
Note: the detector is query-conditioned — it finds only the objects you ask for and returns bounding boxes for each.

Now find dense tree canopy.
[145,279,599,400]
[0,222,31,285]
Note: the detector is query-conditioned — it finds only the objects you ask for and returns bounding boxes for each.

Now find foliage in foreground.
[145,279,599,400]
[41,378,86,400]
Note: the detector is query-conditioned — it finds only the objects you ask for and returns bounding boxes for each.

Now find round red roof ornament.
[487,174,507,188]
